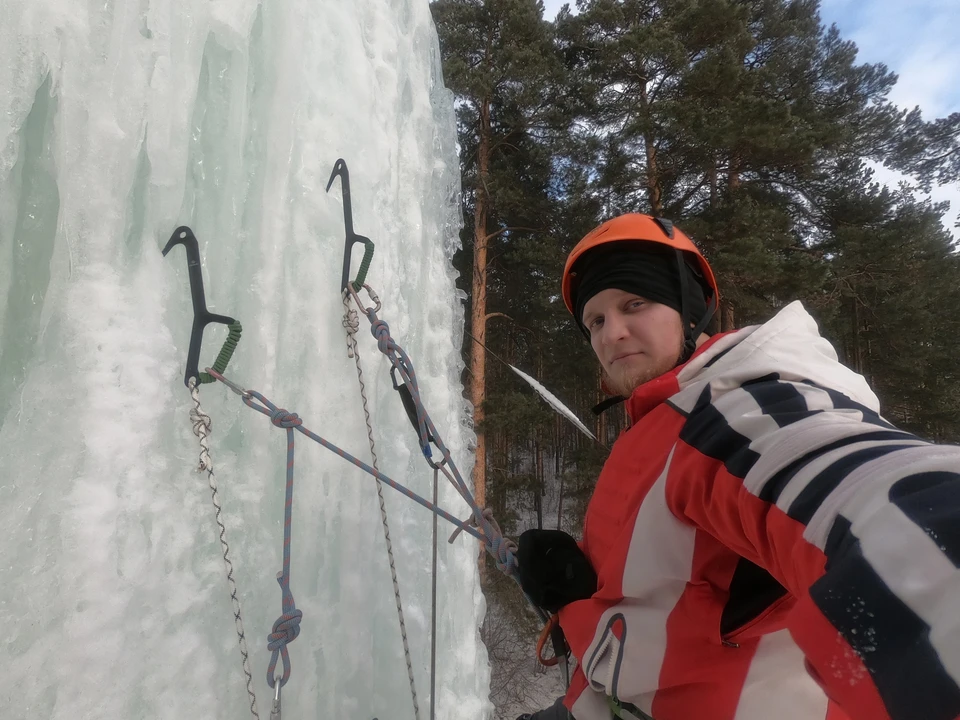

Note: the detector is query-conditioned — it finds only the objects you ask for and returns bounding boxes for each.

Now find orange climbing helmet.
[561,213,719,316]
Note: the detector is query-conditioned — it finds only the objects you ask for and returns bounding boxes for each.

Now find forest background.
[428,0,960,715]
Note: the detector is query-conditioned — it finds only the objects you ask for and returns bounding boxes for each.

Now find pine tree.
[432,0,567,538]
[432,5,960,711]
[893,109,960,228]
[815,166,960,439]
[895,109,960,189]
[434,0,960,547]
[556,0,905,328]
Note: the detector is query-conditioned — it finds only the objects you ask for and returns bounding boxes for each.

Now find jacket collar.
[624,332,732,424]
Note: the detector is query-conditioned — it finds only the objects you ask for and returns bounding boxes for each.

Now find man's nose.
[601,312,629,344]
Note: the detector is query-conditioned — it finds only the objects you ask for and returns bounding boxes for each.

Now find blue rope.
[207,294,536,641]
[357,311,547,621]
[363,310,518,578]
[244,401,304,689]
[217,351,518,572]
[235,387,487,543]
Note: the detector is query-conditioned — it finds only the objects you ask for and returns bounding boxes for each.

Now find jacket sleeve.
[665,374,960,720]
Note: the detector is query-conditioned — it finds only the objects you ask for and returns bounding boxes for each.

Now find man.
[515,213,960,720]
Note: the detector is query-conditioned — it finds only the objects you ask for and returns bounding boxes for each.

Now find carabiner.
[270,675,282,720]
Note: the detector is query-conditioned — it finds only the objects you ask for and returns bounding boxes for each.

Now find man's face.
[582,288,684,397]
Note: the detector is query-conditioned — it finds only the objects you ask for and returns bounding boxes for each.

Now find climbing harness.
[163,160,536,719]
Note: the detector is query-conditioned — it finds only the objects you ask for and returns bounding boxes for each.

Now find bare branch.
[484,226,543,242]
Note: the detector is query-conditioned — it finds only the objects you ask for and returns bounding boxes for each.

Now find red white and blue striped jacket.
[558,300,960,720]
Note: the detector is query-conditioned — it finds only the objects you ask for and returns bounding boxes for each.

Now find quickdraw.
[163,159,532,720]
[326,160,436,454]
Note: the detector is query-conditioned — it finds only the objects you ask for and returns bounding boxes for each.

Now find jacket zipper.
[720,594,792,648]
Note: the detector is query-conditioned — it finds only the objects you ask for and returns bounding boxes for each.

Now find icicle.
[508,366,596,441]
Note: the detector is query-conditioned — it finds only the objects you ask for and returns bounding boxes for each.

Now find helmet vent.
[654,217,674,238]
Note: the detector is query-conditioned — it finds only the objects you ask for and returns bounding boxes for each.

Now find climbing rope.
[186,282,540,719]
[239,394,304,692]
[207,367,506,564]
[165,215,530,717]
[188,379,261,720]
[346,283,523,579]
[343,291,421,720]
[197,295,543,717]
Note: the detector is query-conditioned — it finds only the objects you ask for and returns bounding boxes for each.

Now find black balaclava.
[573,241,711,351]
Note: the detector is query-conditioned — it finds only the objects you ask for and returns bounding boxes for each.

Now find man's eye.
[628,300,645,310]
[588,317,603,330]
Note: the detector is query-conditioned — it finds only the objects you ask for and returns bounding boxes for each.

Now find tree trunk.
[555,414,563,530]
[535,432,544,530]
[535,351,545,529]
[470,95,492,578]
[721,301,735,332]
[728,153,742,193]
[639,80,663,215]
[851,295,864,374]
[708,156,718,209]
[556,471,565,532]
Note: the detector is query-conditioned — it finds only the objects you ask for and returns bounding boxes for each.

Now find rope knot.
[342,303,361,358]
[267,609,303,651]
[341,296,360,335]
[270,408,301,428]
[342,308,360,334]
[371,319,391,352]
[267,575,303,689]
[190,408,212,434]
[491,535,518,575]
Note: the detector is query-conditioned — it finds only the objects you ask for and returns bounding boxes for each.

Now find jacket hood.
[625,301,880,424]
[676,300,880,411]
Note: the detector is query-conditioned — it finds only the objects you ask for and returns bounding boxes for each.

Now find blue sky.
[540,0,960,231]
[820,0,960,116]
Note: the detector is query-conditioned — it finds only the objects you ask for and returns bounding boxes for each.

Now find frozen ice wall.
[0,1,490,718]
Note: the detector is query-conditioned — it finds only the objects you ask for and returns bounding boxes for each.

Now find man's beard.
[602,345,684,397]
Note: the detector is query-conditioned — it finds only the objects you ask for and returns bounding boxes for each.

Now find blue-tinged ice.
[0,1,489,718]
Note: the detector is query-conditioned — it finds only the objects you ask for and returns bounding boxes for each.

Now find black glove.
[517,529,597,613]
[516,696,573,719]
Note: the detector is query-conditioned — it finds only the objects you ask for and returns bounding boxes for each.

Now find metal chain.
[189,379,261,720]
[343,292,421,720]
